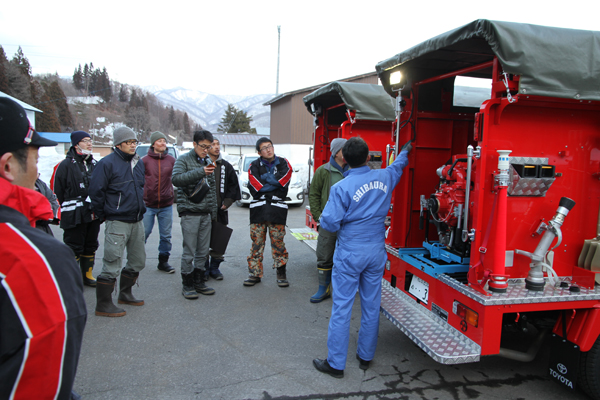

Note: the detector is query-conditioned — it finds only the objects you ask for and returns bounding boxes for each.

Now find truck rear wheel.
[579,335,600,400]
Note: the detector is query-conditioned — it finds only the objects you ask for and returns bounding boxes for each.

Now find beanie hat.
[150,131,167,146]
[71,130,91,146]
[330,138,347,158]
[113,126,137,146]
[0,97,57,154]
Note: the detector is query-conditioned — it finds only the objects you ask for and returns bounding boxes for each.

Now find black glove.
[401,140,413,153]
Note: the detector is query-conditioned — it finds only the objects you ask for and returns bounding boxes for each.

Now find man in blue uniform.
[313,137,411,378]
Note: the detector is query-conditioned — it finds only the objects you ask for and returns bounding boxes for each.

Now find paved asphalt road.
[55,204,591,400]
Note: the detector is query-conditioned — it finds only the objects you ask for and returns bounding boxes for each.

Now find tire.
[579,335,600,400]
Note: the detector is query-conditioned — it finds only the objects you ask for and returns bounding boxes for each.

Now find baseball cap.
[0,97,57,154]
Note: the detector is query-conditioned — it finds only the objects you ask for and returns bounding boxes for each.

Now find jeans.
[143,206,173,256]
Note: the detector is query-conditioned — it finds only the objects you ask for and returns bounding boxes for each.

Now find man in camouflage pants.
[244,137,292,288]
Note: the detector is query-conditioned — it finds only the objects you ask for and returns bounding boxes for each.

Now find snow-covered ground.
[38,146,66,186]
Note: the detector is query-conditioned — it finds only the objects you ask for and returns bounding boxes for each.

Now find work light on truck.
[389,71,402,86]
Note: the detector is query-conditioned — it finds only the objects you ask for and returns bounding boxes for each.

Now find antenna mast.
[276,25,281,95]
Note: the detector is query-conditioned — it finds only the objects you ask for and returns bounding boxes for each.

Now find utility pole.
[276,25,281,96]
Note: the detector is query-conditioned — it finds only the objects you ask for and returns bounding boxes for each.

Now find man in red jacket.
[0,97,87,399]
[142,131,177,273]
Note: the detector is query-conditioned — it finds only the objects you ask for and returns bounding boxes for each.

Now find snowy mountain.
[147,86,274,132]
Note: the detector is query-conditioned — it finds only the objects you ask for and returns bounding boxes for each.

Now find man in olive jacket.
[172,130,217,299]
[308,138,347,303]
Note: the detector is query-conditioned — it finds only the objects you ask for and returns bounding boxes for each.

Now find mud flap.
[548,333,580,391]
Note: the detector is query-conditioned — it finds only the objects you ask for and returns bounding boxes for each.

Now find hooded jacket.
[51,147,96,229]
[89,147,146,222]
[142,146,176,209]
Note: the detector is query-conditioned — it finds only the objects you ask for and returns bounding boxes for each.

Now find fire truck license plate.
[409,275,429,304]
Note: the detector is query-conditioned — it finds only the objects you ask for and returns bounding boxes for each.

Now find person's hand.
[401,140,413,153]
[221,204,228,210]
[204,164,216,175]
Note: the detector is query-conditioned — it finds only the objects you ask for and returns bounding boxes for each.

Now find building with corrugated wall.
[263,72,378,165]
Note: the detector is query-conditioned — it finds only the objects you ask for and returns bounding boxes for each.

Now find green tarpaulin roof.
[303,82,395,121]
[376,19,600,101]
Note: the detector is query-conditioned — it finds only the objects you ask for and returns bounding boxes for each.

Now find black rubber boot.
[276,265,289,287]
[193,268,215,295]
[80,254,97,287]
[95,276,126,317]
[157,254,175,274]
[118,270,144,306]
[181,273,199,299]
[209,258,224,280]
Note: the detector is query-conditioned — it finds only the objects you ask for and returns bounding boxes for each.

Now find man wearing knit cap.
[89,126,146,317]
[308,137,348,303]
[142,131,176,274]
[51,130,100,287]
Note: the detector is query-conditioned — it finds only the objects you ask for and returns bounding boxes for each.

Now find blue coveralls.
[320,150,409,370]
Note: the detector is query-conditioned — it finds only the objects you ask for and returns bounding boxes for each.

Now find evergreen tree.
[36,92,61,132]
[168,106,176,130]
[0,46,10,94]
[48,81,73,128]
[99,67,112,103]
[73,64,84,91]
[183,112,191,139]
[118,84,129,102]
[129,88,139,108]
[217,104,256,134]
[12,47,31,78]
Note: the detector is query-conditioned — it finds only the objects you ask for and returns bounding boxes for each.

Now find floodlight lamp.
[390,71,402,85]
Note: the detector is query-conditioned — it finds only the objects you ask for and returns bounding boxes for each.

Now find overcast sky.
[1,0,597,97]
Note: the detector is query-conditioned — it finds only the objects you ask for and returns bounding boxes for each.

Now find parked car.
[136,143,180,159]
[236,154,305,207]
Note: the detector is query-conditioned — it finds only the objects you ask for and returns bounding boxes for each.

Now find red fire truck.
[302,20,600,399]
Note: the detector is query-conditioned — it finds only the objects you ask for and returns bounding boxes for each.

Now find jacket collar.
[344,165,370,178]
[0,178,54,227]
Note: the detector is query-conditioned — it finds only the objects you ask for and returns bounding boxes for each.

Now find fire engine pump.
[421,154,473,260]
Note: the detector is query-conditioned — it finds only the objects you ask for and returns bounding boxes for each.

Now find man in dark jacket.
[35,177,60,236]
[142,131,176,274]
[204,137,241,280]
[244,137,292,288]
[0,97,87,399]
[89,126,146,317]
[51,131,100,287]
[172,130,217,299]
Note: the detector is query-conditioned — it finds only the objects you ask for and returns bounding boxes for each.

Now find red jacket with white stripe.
[0,178,87,399]
[247,155,292,225]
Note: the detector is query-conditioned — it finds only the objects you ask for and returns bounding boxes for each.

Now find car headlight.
[290,181,302,188]
[242,180,249,188]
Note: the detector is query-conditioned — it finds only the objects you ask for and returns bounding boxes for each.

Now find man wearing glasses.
[89,127,147,317]
[244,137,292,288]
[51,131,100,287]
[172,130,217,299]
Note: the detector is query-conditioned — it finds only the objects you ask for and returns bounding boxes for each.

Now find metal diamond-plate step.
[380,280,481,365]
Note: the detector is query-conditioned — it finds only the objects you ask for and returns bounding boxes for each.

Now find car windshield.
[243,156,259,172]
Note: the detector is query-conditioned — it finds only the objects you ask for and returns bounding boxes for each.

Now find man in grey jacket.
[172,130,217,299]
